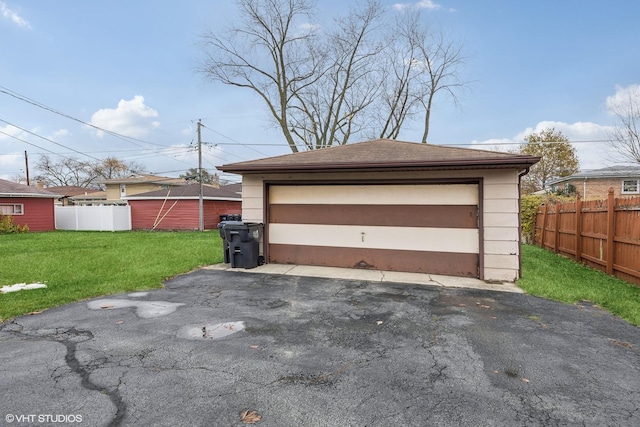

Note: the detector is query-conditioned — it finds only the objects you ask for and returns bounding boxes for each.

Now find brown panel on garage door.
[269,244,479,277]
[269,204,477,228]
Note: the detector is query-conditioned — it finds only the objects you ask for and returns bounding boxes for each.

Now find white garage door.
[267,183,481,277]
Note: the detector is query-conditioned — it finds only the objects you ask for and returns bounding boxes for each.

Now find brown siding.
[0,197,56,232]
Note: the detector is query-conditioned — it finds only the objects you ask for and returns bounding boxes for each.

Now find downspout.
[517,167,532,280]
[583,177,587,199]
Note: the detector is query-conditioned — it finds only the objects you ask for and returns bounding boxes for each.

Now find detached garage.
[219,139,539,282]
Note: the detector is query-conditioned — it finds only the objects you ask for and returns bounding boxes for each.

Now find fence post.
[540,204,548,248]
[554,201,561,253]
[606,187,615,275]
[575,195,582,262]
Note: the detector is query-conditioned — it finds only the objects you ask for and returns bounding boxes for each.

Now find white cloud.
[0,1,31,29]
[50,128,71,139]
[0,123,24,141]
[393,0,442,11]
[89,96,160,138]
[605,84,640,113]
[298,22,320,33]
[471,120,616,170]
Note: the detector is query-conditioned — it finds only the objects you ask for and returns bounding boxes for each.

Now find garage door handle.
[361,232,365,242]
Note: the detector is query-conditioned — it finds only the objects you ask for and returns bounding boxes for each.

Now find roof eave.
[0,193,62,198]
[220,157,540,174]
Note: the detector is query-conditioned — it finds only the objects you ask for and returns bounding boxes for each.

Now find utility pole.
[197,119,204,231]
[24,151,30,186]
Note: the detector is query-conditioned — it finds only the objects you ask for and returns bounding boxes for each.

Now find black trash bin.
[223,222,264,269]
[217,220,243,264]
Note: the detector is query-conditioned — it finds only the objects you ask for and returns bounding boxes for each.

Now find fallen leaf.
[28,310,43,315]
[375,320,383,325]
[458,303,466,307]
[115,320,123,325]
[522,378,530,383]
[480,305,491,309]
[249,345,259,349]
[240,410,262,424]
[493,370,499,374]
[610,339,633,349]
[100,304,114,309]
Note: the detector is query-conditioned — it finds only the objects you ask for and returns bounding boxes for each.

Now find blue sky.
[1,0,639,183]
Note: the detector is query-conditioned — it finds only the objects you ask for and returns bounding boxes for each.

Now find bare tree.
[35,156,145,189]
[36,155,95,188]
[608,86,640,163]
[199,0,318,153]
[199,0,468,151]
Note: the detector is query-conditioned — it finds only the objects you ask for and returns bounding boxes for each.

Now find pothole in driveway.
[177,321,246,340]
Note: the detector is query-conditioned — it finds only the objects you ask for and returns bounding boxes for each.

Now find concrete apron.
[204,263,523,294]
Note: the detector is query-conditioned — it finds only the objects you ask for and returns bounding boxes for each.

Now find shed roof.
[0,179,62,198]
[122,183,241,201]
[219,139,539,173]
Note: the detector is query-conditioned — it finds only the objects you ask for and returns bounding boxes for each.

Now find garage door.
[267,183,480,277]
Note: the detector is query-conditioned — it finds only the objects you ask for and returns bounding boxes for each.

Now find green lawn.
[2,233,639,326]
[0,231,224,322]
[518,244,640,326]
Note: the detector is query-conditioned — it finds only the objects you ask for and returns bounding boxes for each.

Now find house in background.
[220,139,539,282]
[123,183,242,230]
[102,174,191,203]
[44,185,105,206]
[547,165,640,199]
[0,179,62,231]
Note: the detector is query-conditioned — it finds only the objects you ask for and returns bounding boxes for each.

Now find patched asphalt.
[1,269,639,427]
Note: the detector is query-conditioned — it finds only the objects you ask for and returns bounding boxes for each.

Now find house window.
[622,179,640,194]
[0,204,24,215]
[120,184,126,197]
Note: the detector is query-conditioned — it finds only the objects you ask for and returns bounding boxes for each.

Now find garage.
[219,139,539,282]
[268,182,480,277]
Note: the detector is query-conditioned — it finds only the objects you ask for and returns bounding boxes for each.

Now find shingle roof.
[101,174,188,185]
[219,139,539,173]
[0,179,62,198]
[548,165,640,185]
[45,185,100,197]
[122,183,241,200]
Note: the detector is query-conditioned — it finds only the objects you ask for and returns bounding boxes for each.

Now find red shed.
[124,183,242,230]
[0,179,62,232]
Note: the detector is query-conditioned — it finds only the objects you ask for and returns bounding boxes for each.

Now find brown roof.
[0,179,62,198]
[45,185,100,197]
[101,174,188,185]
[122,183,241,200]
[219,139,539,173]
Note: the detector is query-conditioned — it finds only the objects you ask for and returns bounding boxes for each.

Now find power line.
[0,85,171,148]
[0,119,102,161]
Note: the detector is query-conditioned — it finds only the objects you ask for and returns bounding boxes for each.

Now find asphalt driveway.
[1,269,639,427]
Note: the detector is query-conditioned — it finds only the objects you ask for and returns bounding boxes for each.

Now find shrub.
[0,214,29,234]
[521,193,575,243]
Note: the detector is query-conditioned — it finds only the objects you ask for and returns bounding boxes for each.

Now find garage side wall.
[241,169,521,282]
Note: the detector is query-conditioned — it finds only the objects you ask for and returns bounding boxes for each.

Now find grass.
[518,244,640,326]
[0,231,224,322]
[2,233,639,326]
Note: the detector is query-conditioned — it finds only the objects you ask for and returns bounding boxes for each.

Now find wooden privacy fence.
[533,188,640,286]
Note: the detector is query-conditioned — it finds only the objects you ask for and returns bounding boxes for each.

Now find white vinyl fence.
[55,205,132,231]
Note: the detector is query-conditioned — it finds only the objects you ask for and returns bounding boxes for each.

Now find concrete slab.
[211,263,524,293]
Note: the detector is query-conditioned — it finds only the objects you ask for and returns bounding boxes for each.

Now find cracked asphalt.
[1,269,640,427]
